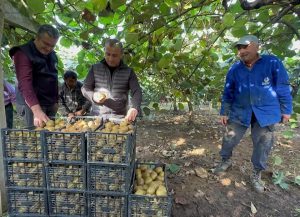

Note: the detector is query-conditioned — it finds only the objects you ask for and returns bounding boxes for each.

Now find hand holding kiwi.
[93,92,107,104]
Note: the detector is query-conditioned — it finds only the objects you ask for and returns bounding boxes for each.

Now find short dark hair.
[64,70,77,80]
[105,38,123,52]
[37,24,60,39]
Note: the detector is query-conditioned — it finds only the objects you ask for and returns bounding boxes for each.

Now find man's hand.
[68,112,75,118]
[93,92,107,104]
[31,104,50,127]
[74,109,86,116]
[220,115,228,126]
[125,108,138,122]
[281,114,291,124]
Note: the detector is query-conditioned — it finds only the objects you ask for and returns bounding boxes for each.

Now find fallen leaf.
[175,196,188,205]
[220,178,231,186]
[250,202,257,214]
[194,167,208,178]
[194,189,205,198]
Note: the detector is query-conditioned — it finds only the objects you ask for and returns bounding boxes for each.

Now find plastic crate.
[5,160,46,188]
[48,190,86,217]
[87,163,133,193]
[128,162,172,217]
[7,188,48,217]
[44,131,86,163]
[46,163,86,190]
[88,192,128,217]
[87,132,135,165]
[2,129,44,160]
[60,116,102,132]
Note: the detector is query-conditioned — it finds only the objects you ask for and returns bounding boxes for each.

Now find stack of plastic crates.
[86,118,136,217]
[2,129,48,217]
[44,130,87,217]
[128,162,172,217]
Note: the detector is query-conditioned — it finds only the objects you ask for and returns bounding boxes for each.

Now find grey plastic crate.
[2,129,44,160]
[48,189,86,217]
[128,162,172,217]
[87,162,133,193]
[7,188,48,217]
[87,132,135,165]
[44,131,86,163]
[46,163,86,190]
[88,192,128,217]
[5,160,46,188]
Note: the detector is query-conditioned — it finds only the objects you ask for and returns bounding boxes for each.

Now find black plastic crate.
[46,163,86,190]
[5,160,46,188]
[48,190,86,217]
[128,162,172,217]
[88,192,128,217]
[7,188,48,217]
[87,132,135,165]
[87,163,133,193]
[2,129,44,160]
[44,131,86,163]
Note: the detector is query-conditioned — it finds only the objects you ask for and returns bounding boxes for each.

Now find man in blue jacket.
[213,35,293,193]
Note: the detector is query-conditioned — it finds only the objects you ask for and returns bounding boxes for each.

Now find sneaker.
[212,159,232,176]
[250,170,265,193]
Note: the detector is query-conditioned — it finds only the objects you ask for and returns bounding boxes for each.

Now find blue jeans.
[220,114,275,171]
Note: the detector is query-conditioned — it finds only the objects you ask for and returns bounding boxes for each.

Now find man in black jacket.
[59,70,91,117]
[81,39,142,122]
[10,24,60,127]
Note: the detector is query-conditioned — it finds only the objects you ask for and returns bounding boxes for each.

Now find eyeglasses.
[237,44,250,50]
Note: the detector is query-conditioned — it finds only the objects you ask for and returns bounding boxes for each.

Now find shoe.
[250,170,265,193]
[212,159,232,176]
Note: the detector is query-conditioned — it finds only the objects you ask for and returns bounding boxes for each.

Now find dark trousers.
[5,103,14,128]
[220,114,275,171]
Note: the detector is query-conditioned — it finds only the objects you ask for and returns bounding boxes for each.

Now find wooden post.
[0,0,8,214]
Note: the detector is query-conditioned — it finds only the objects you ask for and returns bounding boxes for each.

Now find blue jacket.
[220,55,293,127]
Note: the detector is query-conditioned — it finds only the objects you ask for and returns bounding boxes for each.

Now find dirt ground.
[135,110,300,217]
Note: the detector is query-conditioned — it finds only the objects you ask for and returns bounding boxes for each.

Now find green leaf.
[229,2,243,13]
[279,182,289,190]
[60,37,73,48]
[152,102,159,110]
[26,0,45,13]
[142,106,151,116]
[157,54,172,68]
[76,64,85,75]
[273,156,282,166]
[223,13,235,27]
[125,32,139,44]
[231,26,247,38]
[167,163,181,174]
[173,39,182,51]
[178,102,185,110]
[282,130,294,139]
[159,3,170,15]
[180,81,192,89]
[109,0,125,10]
[290,123,298,129]
[92,0,108,12]
[272,171,285,184]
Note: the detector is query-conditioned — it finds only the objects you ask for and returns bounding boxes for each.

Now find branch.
[187,28,226,81]
[239,0,300,10]
[279,20,300,39]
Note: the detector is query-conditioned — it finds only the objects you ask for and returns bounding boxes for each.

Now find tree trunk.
[0,0,8,214]
[173,98,178,112]
[187,100,193,112]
